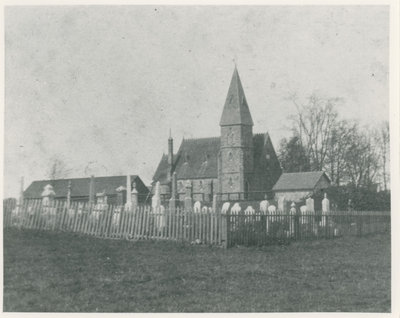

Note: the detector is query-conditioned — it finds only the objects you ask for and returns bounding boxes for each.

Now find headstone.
[152,181,161,211]
[184,180,192,211]
[131,182,138,212]
[193,201,201,213]
[278,196,286,213]
[306,196,314,212]
[41,184,55,206]
[260,200,269,213]
[169,172,178,211]
[212,194,218,213]
[115,186,126,206]
[322,193,330,213]
[96,190,107,204]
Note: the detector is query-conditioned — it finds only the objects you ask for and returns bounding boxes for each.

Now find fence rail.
[3,199,390,248]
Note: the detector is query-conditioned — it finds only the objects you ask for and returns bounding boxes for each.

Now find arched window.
[229,177,233,189]
[228,152,233,161]
[199,180,203,190]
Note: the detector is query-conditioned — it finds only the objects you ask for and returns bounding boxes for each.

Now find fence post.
[221,211,230,248]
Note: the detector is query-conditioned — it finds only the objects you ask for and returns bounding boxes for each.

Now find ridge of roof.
[182,136,220,142]
[30,174,139,183]
[280,171,324,176]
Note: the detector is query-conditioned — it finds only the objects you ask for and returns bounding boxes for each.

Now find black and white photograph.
[2,2,398,313]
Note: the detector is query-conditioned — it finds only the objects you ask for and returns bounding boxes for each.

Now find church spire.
[219,67,254,126]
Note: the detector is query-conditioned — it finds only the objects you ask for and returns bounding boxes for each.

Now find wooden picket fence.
[226,210,390,247]
[3,199,390,248]
[3,200,227,246]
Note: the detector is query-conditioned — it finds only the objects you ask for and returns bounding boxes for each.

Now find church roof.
[272,171,330,191]
[219,67,254,126]
[24,175,149,199]
[153,133,278,184]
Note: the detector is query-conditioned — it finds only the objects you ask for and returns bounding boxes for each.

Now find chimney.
[89,175,95,205]
[168,129,173,180]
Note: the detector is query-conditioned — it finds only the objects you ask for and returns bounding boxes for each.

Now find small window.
[266,154,270,160]
[228,152,233,161]
[229,177,233,189]
[199,180,203,190]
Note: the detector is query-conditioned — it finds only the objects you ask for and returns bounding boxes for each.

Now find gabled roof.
[272,171,330,191]
[219,67,254,126]
[24,175,147,199]
[153,133,279,184]
[175,137,220,180]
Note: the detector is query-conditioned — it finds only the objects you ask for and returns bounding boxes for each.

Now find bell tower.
[218,67,254,199]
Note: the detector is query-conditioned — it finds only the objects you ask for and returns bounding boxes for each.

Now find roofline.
[29,175,140,183]
[273,187,319,192]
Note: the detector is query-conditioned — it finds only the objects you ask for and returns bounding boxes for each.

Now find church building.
[152,67,282,203]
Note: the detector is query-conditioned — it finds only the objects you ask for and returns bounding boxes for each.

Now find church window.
[199,180,203,190]
[229,177,233,189]
[228,152,233,161]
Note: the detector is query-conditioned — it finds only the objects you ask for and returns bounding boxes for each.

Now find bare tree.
[288,93,340,171]
[375,121,390,191]
[343,128,379,188]
[47,156,71,182]
[326,120,358,186]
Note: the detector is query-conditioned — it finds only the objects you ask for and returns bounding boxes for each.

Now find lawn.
[3,228,391,312]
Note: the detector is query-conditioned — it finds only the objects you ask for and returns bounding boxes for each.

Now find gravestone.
[131,182,138,212]
[152,181,161,211]
[169,172,178,211]
[306,196,314,212]
[322,193,330,213]
[115,186,126,206]
[41,184,55,207]
[184,180,193,211]
[278,196,286,213]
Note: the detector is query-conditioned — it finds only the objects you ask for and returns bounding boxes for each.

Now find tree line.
[278,93,390,210]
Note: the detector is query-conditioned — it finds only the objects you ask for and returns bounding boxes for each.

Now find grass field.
[3,228,391,312]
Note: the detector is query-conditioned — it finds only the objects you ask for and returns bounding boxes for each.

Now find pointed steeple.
[219,67,254,126]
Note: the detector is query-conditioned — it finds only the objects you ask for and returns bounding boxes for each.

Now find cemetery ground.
[3,228,390,312]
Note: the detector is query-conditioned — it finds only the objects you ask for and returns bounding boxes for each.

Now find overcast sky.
[4,5,389,197]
